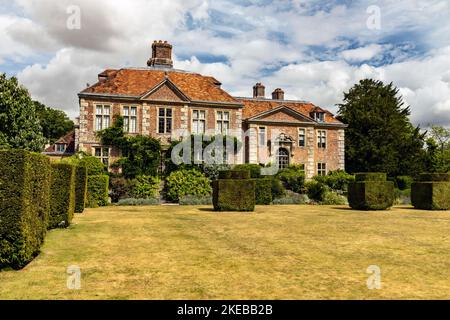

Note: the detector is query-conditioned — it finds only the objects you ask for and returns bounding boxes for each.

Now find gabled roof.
[236,97,343,125]
[79,68,240,105]
[246,105,316,123]
[43,130,75,154]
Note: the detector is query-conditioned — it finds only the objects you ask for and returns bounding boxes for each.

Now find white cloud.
[341,44,385,62]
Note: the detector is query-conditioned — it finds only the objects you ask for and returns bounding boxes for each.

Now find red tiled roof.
[44,130,75,153]
[80,68,239,104]
[237,98,342,124]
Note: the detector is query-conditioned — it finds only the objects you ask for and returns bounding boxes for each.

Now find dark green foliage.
[218,170,231,179]
[218,170,250,179]
[129,175,160,199]
[87,175,109,207]
[304,180,328,202]
[213,179,255,211]
[74,165,87,213]
[98,116,161,178]
[202,164,231,180]
[418,173,450,182]
[233,164,262,178]
[337,79,427,177]
[0,74,46,151]
[49,163,75,229]
[109,175,132,203]
[165,169,212,202]
[348,180,395,210]
[313,170,355,191]
[255,178,272,205]
[276,168,305,193]
[0,150,51,269]
[33,101,74,144]
[411,173,450,210]
[63,153,105,175]
[270,177,286,199]
[396,176,413,190]
[355,172,387,182]
[427,126,450,173]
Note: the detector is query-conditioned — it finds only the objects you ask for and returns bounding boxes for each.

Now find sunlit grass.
[1,205,450,299]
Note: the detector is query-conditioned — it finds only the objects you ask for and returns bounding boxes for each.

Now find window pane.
[166,118,172,133]
[96,116,102,131]
[193,120,198,133]
[123,117,129,132]
[199,120,205,133]
[166,109,172,117]
[95,148,101,157]
[217,121,222,133]
[104,116,110,129]
[223,112,229,120]
[104,106,110,115]
[217,111,222,120]
[96,106,102,115]
[123,107,129,116]
[131,117,137,133]
[131,107,137,116]
[159,108,165,117]
[103,148,109,157]
[199,110,205,119]
[193,110,198,119]
[158,118,165,133]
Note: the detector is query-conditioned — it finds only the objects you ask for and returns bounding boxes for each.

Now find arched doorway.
[277,148,289,169]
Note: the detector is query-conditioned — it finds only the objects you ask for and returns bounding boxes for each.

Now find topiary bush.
[411,173,450,210]
[213,170,255,211]
[49,163,75,229]
[233,164,262,178]
[74,165,87,213]
[0,150,51,269]
[276,168,305,193]
[166,169,212,202]
[348,172,394,210]
[255,178,272,205]
[87,175,109,207]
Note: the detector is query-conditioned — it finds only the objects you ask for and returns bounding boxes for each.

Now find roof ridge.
[234,96,312,104]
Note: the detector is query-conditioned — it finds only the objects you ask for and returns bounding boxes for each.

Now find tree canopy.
[0,74,46,151]
[337,79,427,176]
[34,101,74,144]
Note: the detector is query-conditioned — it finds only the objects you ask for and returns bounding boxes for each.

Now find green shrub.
[166,169,212,202]
[233,164,262,178]
[63,153,105,175]
[396,176,413,190]
[87,175,109,207]
[411,173,450,210]
[305,180,328,202]
[321,191,348,205]
[276,168,305,193]
[255,178,272,205]
[49,163,75,229]
[270,177,286,199]
[314,170,355,191]
[355,172,387,182]
[417,173,450,182]
[129,175,160,199]
[109,175,132,203]
[179,195,213,205]
[348,177,395,210]
[213,179,255,211]
[117,197,160,206]
[218,170,251,180]
[74,165,87,213]
[202,164,231,180]
[272,191,309,205]
[0,150,51,269]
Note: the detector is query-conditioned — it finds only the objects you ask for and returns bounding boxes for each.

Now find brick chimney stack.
[272,88,284,100]
[147,40,173,68]
[253,83,265,98]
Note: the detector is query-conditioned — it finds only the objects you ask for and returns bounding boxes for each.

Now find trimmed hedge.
[255,178,272,205]
[218,170,250,180]
[411,173,450,210]
[417,173,450,182]
[348,173,394,210]
[0,150,51,269]
[87,175,109,207]
[355,172,387,182]
[74,165,87,213]
[213,178,255,211]
[232,164,261,178]
[49,163,75,229]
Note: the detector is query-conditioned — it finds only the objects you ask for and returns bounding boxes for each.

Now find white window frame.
[317,162,327,176]
[216,111,230,135]
[95,105,111,131]
[314,112,325,122]
[55,143,67,153]
[94,147,110,168]
[192,109,206,134]
[258,126,266,147]
[298,128,306,147]
[123,106,138,133]
[317,130,327,149]
[158,107,173,134]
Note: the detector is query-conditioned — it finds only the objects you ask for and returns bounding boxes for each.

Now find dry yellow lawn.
[1,205,450,300]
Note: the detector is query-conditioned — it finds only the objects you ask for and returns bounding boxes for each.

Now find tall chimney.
[253,83,265,98]
[147,40,173,68]
[272,88,284,100]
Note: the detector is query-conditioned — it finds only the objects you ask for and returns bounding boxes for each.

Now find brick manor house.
[46,40,346,179]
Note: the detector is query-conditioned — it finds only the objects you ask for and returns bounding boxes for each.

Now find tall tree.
[428,125,450,172]
[0,73,46,151]
[337,79,426,176]
[34,101,74,144]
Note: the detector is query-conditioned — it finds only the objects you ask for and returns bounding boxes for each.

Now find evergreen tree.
[0,73,46,151]
[337,79,426,176]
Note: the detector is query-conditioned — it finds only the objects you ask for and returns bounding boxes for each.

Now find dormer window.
[55,143,67,153]
[313,112,325,122]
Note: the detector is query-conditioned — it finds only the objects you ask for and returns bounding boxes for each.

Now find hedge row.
[48,163,75,229]
[75,165,88,213]
[0,150,51,269]
[87,175,109,207]
[348,173,394,210]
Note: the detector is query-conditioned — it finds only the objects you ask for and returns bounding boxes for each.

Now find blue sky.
[1,0,450,126]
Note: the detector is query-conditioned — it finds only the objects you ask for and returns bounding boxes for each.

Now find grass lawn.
[1,205,450,299]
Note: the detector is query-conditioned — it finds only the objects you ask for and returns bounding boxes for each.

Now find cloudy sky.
[1,0,450,127]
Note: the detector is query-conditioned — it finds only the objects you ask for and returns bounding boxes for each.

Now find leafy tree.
[0,73,46,151]
[34,101,74,144]
[428,125,450,172]
[97,116,161,178]
[337,79,426,176]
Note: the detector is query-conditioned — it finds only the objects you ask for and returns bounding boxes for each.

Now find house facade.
[74,40,346,178]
